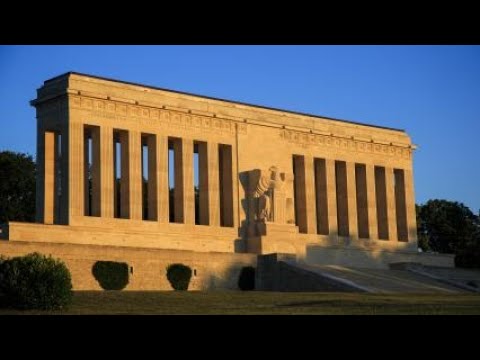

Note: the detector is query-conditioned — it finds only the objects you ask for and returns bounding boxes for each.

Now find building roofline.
[44,71,405,133]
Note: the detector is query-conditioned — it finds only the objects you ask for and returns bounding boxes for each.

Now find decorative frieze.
[70,95,243,136]
[280,129,411,159]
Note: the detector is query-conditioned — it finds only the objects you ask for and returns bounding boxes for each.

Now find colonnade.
[40,127,234,228]
[292,155,416,242]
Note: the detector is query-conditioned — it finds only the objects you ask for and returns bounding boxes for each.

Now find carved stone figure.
[258,188,272,222]
[252,166,288,223]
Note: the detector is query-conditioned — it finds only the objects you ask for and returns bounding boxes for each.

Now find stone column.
[325,158,338,238]
[304,155,317,234]
[404,168,418,243]
[346,162,358,240]
[35,123,46,223]
[366,164,378,240]
[43,131,56,224]
[207,142,220,227]
[68,119,83,221]
[146,135,158,221]
[54,137,60,222]
[100,126,114,218]
[385,167,398,242]
[182,139,195,225]
[156,135,169,223]
[197,142,209,225]
[128,130,142,220]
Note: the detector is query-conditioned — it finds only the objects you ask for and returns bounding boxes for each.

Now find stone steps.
[295,263,465,293]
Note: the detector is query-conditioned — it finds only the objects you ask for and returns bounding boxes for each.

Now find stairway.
[294,263,467,293]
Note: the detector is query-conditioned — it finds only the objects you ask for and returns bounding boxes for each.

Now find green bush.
[238,266,255,291]
[0,256,6,307]
[92,261,129,290]
[0,252,73,310]
[166,263,192,290]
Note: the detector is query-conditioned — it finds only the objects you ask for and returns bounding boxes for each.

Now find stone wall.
[0,240,256,290]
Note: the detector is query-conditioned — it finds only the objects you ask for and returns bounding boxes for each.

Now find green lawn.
[1,291,480,314]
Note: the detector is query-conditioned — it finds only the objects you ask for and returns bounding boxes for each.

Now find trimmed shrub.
[166,263,192,290]
[0,256,6,307]
[92,261,129,290]
[238,266,255,291]
[0,252,72,310]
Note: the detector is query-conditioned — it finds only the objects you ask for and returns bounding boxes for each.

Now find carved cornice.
[280,129,412,159]
[69,94,248,136]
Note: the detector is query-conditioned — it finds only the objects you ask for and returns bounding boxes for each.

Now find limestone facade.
[1,72,448,276]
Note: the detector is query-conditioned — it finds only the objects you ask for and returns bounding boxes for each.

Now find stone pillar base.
[247,222,299,254]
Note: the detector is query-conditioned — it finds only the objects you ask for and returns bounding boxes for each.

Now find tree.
[0,151,36,223]
[416,204,430,252]
[417,200,477,254]
[416,199,480,268]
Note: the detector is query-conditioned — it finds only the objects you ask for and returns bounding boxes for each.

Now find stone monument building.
[0,72,453,290]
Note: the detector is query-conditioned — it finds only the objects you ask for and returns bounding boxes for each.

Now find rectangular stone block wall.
[0,241,256,291]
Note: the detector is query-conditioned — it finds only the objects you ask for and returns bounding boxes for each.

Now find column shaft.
[304,155,317,234]
[35,123,45,223]
[385,167,398,242]
[346,162,358,240]
[61,121,81,221]
[128,131,142,220]
[404,169,418,243]
[326,159,338,238]
[157,135,169,222]
[100,126,114,218]
[335,161,349,237]
[366,164,378,240]
[44,131,56,224]
[208,142,220,226]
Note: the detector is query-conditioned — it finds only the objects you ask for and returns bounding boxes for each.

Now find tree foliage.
[0,252,73,310]
[238,266,255,290]
[0,151,36,223]
[166,263,192,290]
[416,199,480,268]
[92,261,129,290]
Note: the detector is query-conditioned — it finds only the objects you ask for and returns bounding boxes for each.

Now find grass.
[1,291,480,314]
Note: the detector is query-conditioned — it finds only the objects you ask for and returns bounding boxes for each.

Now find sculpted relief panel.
[248,166,295,227]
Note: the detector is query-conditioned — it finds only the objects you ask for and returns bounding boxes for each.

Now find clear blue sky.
[1,45,479,213]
